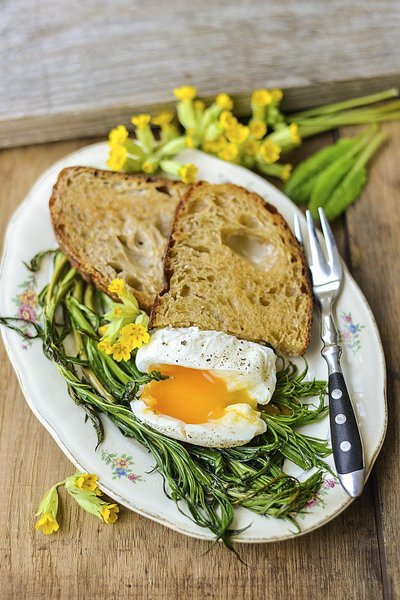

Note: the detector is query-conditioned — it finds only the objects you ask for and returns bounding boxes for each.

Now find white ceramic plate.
[0,144,387,542]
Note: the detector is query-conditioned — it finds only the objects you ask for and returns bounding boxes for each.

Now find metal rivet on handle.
[335,413,347,424]
[340,441,351,452]
[331,389,343,399]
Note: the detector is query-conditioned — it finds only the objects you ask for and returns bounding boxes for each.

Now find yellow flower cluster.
[97,279,150,362]
[106,85,298,184]
[35,471,119,535]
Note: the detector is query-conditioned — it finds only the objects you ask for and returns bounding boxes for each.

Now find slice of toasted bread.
[50,167,189,312]
[150,182,312,355]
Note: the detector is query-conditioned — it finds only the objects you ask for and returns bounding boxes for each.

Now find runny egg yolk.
[141,364,256,424]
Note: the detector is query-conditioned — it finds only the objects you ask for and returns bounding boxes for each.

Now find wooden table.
[2,0,400,148]
[1,124,399,599]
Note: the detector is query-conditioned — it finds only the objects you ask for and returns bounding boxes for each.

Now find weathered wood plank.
[342,121,400,599]
[1,0,400,147]
[0,137,388,599]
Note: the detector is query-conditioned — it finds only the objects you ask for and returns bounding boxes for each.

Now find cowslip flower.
[119,323,150,350]
[289,123,301,145]
[202,136,228,153]
[271,88,283,102]
[173,85,197,101]
[219,110,238,130]
[108,125,129,148]
[152,112,174,126]
[218,143,239,161]
[35,512,59,535]
[259,140,281,163]
[242,139,259,156]
[194,99,205,112]
[142,160,158,174]
[97,337,113,355]
[101,504,120,524]
[107,146,128,171]
[35,484,60,535]
[179,163,198,184]
[111,342,131,362]
[131,114,151,128]
[225,124,249,144]
[77,473,99,493]
[185,135,196,148]
[108,278,125,296]
[281,164,293,181]
[268,123,301,151]
[249,120,267,140]
[216,93,234,111]
[251,89,272,106]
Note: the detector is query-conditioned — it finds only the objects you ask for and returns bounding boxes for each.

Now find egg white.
[131,327,277,448]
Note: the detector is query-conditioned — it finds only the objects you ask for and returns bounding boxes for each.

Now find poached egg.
[131,327,276,447]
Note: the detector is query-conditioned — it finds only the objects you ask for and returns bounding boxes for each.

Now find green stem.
[352,130,388,172]
[290,88,398,119]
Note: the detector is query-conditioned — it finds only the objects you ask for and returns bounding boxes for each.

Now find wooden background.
[1,123,399,599]
[1,0,400,147]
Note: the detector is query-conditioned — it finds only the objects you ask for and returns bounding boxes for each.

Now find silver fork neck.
[319,297,342,375]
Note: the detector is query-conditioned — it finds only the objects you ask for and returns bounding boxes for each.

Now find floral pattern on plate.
[340,312,365,355]
[13,273,41,349]
[101,449,142,482]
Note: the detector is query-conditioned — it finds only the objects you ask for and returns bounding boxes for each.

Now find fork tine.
[305,210,326,267]
[318,208,342,276]
[293,213,304,246]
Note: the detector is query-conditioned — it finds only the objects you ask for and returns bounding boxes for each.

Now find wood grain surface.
[0,126,399,599]
[1,0,400,148]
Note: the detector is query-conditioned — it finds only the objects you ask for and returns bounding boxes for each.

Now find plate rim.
[0,142,388,543]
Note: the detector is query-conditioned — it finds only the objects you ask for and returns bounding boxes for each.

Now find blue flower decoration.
[115,467,127,476]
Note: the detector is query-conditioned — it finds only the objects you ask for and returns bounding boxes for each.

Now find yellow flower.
[112,306,123,318]
[131,114,151,128]
[289,123,301,145]
[107,146,128,171]
[108,278,125,295]
[216,93,234,110]
[185,135,195,148]
[271,88,283,102]
[219,111,238,130]
[35,512,59,535]
[225,124,249,144]
[119,323,150,350]
[249,120,267,140]
[281,164,293,182]
[173,85,197,101]
[101,503,119,524]
[259,140,281,164]
[142,160,157,174]
[97,337,113,355]
[242,139,259,156]
[218,143,239,161]
[194,100,205,111]
[99,325,107,336]
[202,136,227,153]
[108,125,129,148]
[111,342,131,362]
[152,112,174,126]
[251,89,272,106]
[179,163,198,184]
[77,473,99,493]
